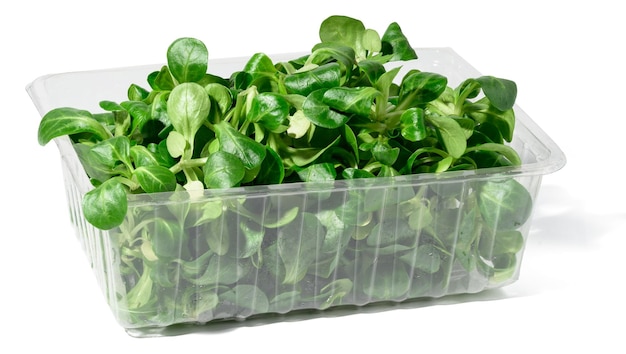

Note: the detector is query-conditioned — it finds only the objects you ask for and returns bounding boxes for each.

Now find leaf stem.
[114,175,140,191]
[169,157,208,175]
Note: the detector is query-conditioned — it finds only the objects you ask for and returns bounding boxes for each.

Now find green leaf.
[400,107,427,142]
[381,22,418,61]
[448,117,472,140]
[362,29,382,53]
[454,208,480,271]
[278,212,325,284]
[478,179,533,231]
[468,97,516,142]
[316,209,351,254]
[151,91,172,129]
[255,147,284,185]
[213,121,267,170]
[480,230,525,257]
[494,230,524,254]
[183,287,219,319]
[237,220,265,258]
[205,218,230,256]
[74,144,113,182]
[262,206,300,228]
[126,267,153,310]
[322,87,378,117]
[366,218,415,247]
[400,244,441,273]
[360,260,410,300]
[152,65,176,90]
[408,201,432,231]
[302,89,351,129]
[374,66,401,95]
[342,168,375,179]
[82,178,127,230]
[318,15,366,59]
[167,37,209,83]
[205,83,233,116]
[165,130,186,158]
[179,251,212,279]
[284,135,340,167]
[127,83,149,101]
[231,71,253,90]
[308,43,356,78]
[218,284,269,317]
[303,87,378,129]
[284,62,342,96]
[243,53,279,91]
[399,71,448,107]
[203,150,246,189]
[189,199,223,226]
[186,253,250,285]
[149,219,183,259]
[372,140,400,166]
[130,145,159,167]
[248,92,289,132]
[88,136,132,169]
[490,253,518,283]
[120,100,152,136]
[110,110,130,137]
[473,121,504,144]
[476,76,517,111]
[357,59,386,85]
[37,107,111,145]
[99,100,124,112]
[434,156,454,172]
[134,165,177,193]
[167,82,211,141]
[336,192,371,226]
[296,162,337,182]
[343,124,360,157]
[244,53,277,77]
[465,143,522,166]
[286,110,311,139]
[425,114,467,159]
[318,279,353,309]
[151,140,177,167]
[457,78,482,100]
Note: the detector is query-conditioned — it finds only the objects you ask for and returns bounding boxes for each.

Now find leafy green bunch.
[38,15,519,231]
[36,15,535,328]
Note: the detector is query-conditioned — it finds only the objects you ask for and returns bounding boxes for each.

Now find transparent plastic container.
[27,48,566,337]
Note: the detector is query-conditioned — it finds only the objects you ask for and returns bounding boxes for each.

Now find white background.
[2,0,625,352]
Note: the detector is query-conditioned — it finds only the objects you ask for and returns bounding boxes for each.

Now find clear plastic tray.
[27,48,565,337]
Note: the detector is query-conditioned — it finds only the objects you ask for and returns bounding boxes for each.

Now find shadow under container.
[27,48,566,336]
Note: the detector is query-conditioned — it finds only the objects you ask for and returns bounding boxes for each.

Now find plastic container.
[27,48,566,337]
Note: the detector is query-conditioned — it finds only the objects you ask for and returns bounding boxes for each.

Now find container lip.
[508,104,567,175]
[29,47,566,206]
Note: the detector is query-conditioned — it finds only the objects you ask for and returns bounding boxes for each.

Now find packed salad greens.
[37,15,532,327]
